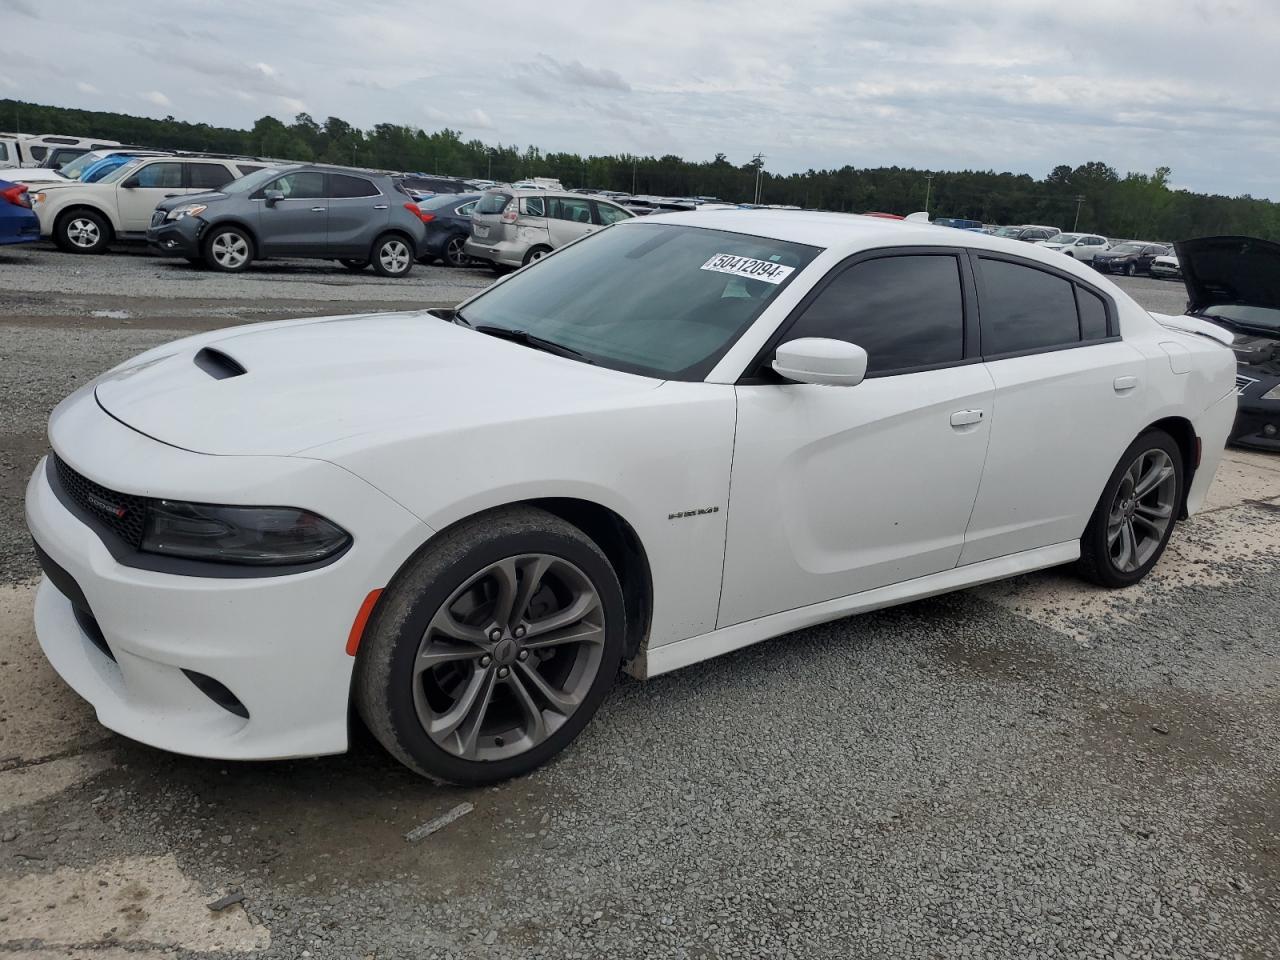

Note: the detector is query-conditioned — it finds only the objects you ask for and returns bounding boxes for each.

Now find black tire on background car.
[1077,429,1183,588]
[442,233,469,267]
[522,245,552,267]
[370,234,413,277]
[54,209,110,254]
[203,225,254,272]
[1126,263,1137,277]
[340,259,368,272]
[355,506,626,785]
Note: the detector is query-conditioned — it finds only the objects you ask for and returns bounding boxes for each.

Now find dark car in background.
[415,192,481,266]
[1178,235,1280,451]
[147,164,428,276]
[1093,241,1169,276]
[993,224,1061,242]
[0,179,40,246]
[399,174,474,196]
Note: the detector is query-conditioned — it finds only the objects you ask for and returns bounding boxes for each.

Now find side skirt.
[642,540,1080,678]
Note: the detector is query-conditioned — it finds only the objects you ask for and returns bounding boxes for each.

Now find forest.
[5,98,1278,242]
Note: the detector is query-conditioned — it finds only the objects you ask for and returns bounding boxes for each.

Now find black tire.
[489,261,513,275]
[370,234,413,277]
[340,258,368,272]
[355,506,625,785]
[1063,250,1074,258]
[54,209,110,254]
[1077,429,1183,588]
[442,233,469,268]
[1125,262,1137,277]
[522,245,552,267]
[203,225,254,272]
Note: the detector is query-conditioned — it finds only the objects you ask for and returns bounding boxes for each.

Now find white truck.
[0,134,123,170]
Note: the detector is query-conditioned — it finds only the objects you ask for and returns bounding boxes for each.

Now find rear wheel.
[1077,430,1183,588]
[522,245,552,267]
[203,226,253,272]
[55,209,110,254]
[371,235,413,277]
[1126,262,1137,277]
[442,233,469,267]
[355,507,625,784]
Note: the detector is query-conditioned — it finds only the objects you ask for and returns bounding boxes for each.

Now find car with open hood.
[26,211,1236,785]
[1176,235,1280,450]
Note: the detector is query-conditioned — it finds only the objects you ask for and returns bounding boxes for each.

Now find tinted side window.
[980,258,1079,355]
[1076,287,1109,340]
[784,255,966,375]
[0,143,7,161]
[269,171,326,199]
[187,162,234,190]
[455,201,477,216]
[133,162,184,188]
[595,202,630,225]
[551,197,593,223]
[28,145,47,161]
[237,164,264,176]
[522,196,546,217]
[330,174,379,198]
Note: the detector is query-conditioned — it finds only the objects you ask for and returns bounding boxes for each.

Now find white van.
[0,134,123,170]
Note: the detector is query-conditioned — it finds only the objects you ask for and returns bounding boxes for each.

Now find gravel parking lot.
[2,243,1277,960]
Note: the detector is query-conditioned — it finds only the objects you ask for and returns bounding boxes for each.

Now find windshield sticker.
[700,253,795,285]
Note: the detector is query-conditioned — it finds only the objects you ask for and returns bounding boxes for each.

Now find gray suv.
[147,164,428,276]
[465,188,633,270]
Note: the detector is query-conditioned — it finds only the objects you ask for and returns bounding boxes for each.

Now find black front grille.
[53,455,149,548]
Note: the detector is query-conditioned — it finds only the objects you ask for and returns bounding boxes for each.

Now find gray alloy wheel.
[65,216,101,250]
[57,210,109,253]
[413,553,605,762]
[205,227,252,272]
[373,237,412,276]
[443,234,468,267]
[522,245,551,267]
[1106,448,1177,573]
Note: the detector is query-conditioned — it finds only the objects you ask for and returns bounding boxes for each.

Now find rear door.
[546,195,596,248]
[116,160,186,232]
[959,253,1147,564]
[255,171,328,256]
[326,173,388,257]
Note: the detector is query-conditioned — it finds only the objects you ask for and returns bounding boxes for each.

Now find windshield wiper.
[472,324,596,364]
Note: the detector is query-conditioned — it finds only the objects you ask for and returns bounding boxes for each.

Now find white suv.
[1038,233,1110,262]
[29,155,263,254]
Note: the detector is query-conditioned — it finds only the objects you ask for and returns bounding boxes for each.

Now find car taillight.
[501,207,518,223]
[1,184,31,208]
[404,202,434,223]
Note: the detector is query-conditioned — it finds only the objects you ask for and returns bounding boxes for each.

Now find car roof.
[630,209,1108,267]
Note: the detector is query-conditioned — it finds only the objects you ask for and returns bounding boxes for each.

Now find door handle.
[1113,375,1138,392]
[310,206,324,212]
[373,204,388,210]
[950,409,984,427]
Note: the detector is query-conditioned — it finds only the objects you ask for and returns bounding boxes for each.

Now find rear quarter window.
[979,258,1080,355]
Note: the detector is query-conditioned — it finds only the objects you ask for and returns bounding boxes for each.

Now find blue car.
[0,179,40,246]
[414,192,483,267]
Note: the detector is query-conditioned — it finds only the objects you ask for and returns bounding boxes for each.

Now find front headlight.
[165,203,207,221]
[1261,383,1280,402]
[141,500,351,565]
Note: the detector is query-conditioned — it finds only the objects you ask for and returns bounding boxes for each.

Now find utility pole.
[487,149,492,180]
[1073,195,1086,231]
[752,153,766,205]
[631,156,637,195]
[924,174,934,214]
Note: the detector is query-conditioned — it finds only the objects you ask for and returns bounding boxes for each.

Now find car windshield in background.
[1111,243,1143,254]
[994,227,1022,237]
[97,157,144,184]
[1054,234,1082,244]
[58,151,109,179]
[474,193,512,215]
[1203,304,1280,332]
[458,222,820,381]
[222,167,285,194]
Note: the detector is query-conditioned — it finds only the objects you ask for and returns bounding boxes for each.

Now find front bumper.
[1229,401,1280,451]
[145,217,203,257]
[24,390,433,760]
[0,216,40,245]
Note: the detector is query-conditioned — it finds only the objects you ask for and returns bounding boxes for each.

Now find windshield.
[1112,243,1143,254]
[458,222,820,380]
[58,150,111,180]
[994,227,1022,237]
[1054,234,1081,244]
[97,157,145,184]
[222,167,286,194]
[1203,304,1280,332]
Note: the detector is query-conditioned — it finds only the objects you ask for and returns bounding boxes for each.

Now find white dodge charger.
[25,212,1236,784]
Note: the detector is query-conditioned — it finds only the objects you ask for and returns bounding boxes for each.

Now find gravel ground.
[1,243,1278,960]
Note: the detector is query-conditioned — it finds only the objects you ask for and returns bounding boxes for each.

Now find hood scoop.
[193,347,246,380]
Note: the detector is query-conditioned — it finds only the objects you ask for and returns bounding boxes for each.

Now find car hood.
[1176,235,1280,316]
[94,312,662,456]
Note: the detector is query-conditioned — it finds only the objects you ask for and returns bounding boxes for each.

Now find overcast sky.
[5,0,1277,199]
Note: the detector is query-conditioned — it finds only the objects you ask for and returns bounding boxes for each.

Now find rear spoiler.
[1150,312,1234,346]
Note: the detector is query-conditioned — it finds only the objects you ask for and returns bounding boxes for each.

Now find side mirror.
[120,176,139,189]
[264,189,284,207]
[772,338,868,387]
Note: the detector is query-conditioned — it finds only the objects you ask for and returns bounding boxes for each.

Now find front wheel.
[1126,263,1137,277]
[1077,430,1183,588]
[55,210,110,254]
[355,507,625,784]
[204,226,253,272]
[371,235,413,277]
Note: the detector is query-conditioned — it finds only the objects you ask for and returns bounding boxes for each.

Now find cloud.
[0,75,16,91]
[141,90,171,107]
[277,96,306,114]
[423,106,494,130]
[517,54,630,92]
[254,62,279,78]
[75,81,100,95]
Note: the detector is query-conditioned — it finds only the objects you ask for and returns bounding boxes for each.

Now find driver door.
[718,251,994,628]
[116,160,186,232]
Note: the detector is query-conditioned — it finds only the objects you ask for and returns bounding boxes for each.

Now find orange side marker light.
[346,588,384,656]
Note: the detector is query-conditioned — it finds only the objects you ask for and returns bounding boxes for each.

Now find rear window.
[458,223,820,381]
[475,192,512,215]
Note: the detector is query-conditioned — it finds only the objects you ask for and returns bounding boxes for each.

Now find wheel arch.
[204,219,259,257]
[54,203,116,239]
[1139,415,1198,519]
[371,228,420,258]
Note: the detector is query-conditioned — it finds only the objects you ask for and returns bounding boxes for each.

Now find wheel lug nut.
[518,650,529,661]
[480,656,491,667]
[514,626,527,639]
[498,667,510,679]
[488,628,502,642]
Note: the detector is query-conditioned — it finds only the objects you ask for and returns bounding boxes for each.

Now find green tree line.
[4,98,1277,242]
